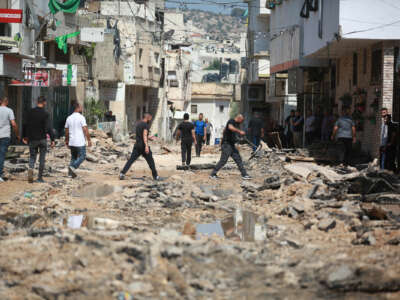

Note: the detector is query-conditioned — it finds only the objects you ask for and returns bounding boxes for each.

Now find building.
[191,82,239,143]
[269,0,400,156]
[90,0,163,136]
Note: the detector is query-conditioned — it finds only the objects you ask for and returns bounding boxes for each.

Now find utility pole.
[161,13,168,142]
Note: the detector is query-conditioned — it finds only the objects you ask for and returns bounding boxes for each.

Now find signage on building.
[0,36,19,48]
[124,60,135,84]
[56,64,77,87]
[0,9,23,23]
[9,68,62,87]
[81,28,105,43]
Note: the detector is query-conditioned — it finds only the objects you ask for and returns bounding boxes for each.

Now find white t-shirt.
[65,112,87,147]
[0,106,15,138]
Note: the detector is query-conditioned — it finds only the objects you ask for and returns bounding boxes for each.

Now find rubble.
[0,133,400,299]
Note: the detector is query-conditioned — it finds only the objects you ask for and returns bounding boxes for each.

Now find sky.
[165,0,248,14]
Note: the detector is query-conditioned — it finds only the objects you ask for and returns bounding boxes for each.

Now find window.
[191,105,198,114]
[371,49,382,83]
[139,48,143,62]
[363,49,367,74]
[154,52,159,64]
[353,52,358,86]
[219,105,224,113]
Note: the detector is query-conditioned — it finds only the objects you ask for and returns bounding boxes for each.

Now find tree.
[204,59,221,70]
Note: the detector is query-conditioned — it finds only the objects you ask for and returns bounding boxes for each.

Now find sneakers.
[119,173,125,180]
[242,175,252,180]
[154,176,165,181]
[68,166,77,178]
[28,168,34,183]
[209,174,219,179]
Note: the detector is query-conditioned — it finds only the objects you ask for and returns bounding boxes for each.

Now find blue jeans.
[252,136,261,151]
[70,146,86,169]
[0,137,10,178]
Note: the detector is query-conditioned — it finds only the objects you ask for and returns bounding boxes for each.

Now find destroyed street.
[0,131,399,299]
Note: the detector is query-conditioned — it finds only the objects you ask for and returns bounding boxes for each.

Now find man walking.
[305,110,315,146]
[23,96,55,183]
[210,114,251,180]
[119,113,162,181]
[176,113,196,166]
[380,114,397,171]
[331,107,356,166]
[65,103,92,178]
[0,97,20,182]
[205,118,213,145]
[247,112,264,151]
[194,113,206,157]
[291,110,304,148]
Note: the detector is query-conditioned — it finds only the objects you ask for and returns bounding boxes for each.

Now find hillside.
[176,9,246,42]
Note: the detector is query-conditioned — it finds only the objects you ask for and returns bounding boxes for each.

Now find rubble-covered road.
[0,131,400,300]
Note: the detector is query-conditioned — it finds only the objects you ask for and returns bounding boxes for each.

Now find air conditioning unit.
[35,41,44,58]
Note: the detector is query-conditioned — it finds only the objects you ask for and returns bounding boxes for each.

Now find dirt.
[0,134,399,299]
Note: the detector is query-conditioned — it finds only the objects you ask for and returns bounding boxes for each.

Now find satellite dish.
[163,30,175,40]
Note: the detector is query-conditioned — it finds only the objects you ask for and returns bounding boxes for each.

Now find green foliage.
[204,59,221,70]
[84,98,107,126]
[230,102,240,118]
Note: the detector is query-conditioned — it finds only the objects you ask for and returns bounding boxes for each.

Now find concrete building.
[91,1,163,135]
[191,82,239,143]
[269,0,400,156]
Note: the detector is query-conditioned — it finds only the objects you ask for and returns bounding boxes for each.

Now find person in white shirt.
[64,103,91,178]
[0,97,20,182]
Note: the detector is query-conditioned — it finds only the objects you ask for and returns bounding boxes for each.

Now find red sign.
[0,9,23,24]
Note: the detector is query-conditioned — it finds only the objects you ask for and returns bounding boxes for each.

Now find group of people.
[0,96,252,183]
[285,109,337,148]
[0,96,91,183]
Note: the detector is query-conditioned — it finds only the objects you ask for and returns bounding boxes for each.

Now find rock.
[386,236,400,245]
[290,201,305,213]
[318,218,336,232]
[352,232,377,245]
[91,218,120,230]
[128,282,153,294]
[182,222,196,236]
[86,153,99,163]
[161,246,183,258]
[325,265,355,289]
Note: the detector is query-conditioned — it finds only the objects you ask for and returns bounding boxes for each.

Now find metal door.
[53,87,69,137]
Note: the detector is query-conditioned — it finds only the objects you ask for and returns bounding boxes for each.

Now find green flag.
[67,64,73,86]
[49,0,80,14]
[55,31,80,54]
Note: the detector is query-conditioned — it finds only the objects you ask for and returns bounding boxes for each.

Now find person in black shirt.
[119,113,162,181]
[210,114,251,180]
[247,112,264,151]
[23,96,55,183]
[176,113,196,166]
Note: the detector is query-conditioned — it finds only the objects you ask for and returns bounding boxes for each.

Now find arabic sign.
[9,68,62,87]
[0,36,19,48]
[0,9,23,23]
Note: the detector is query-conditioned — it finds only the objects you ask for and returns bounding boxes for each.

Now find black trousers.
[195,134,204,156]
[206,133,211,145]
[181,142,193,165]
[338,138,352,165]
[29,139,47,178]
[121,145,158,179]
[211,143,247,176]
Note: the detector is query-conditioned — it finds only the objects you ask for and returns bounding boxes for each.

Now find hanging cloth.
[55,31,80,54]
[48,0,80,15]
[67,64,73,86]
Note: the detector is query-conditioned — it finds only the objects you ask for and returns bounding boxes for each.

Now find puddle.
[194,209,267,242]
[72,184,121,198]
